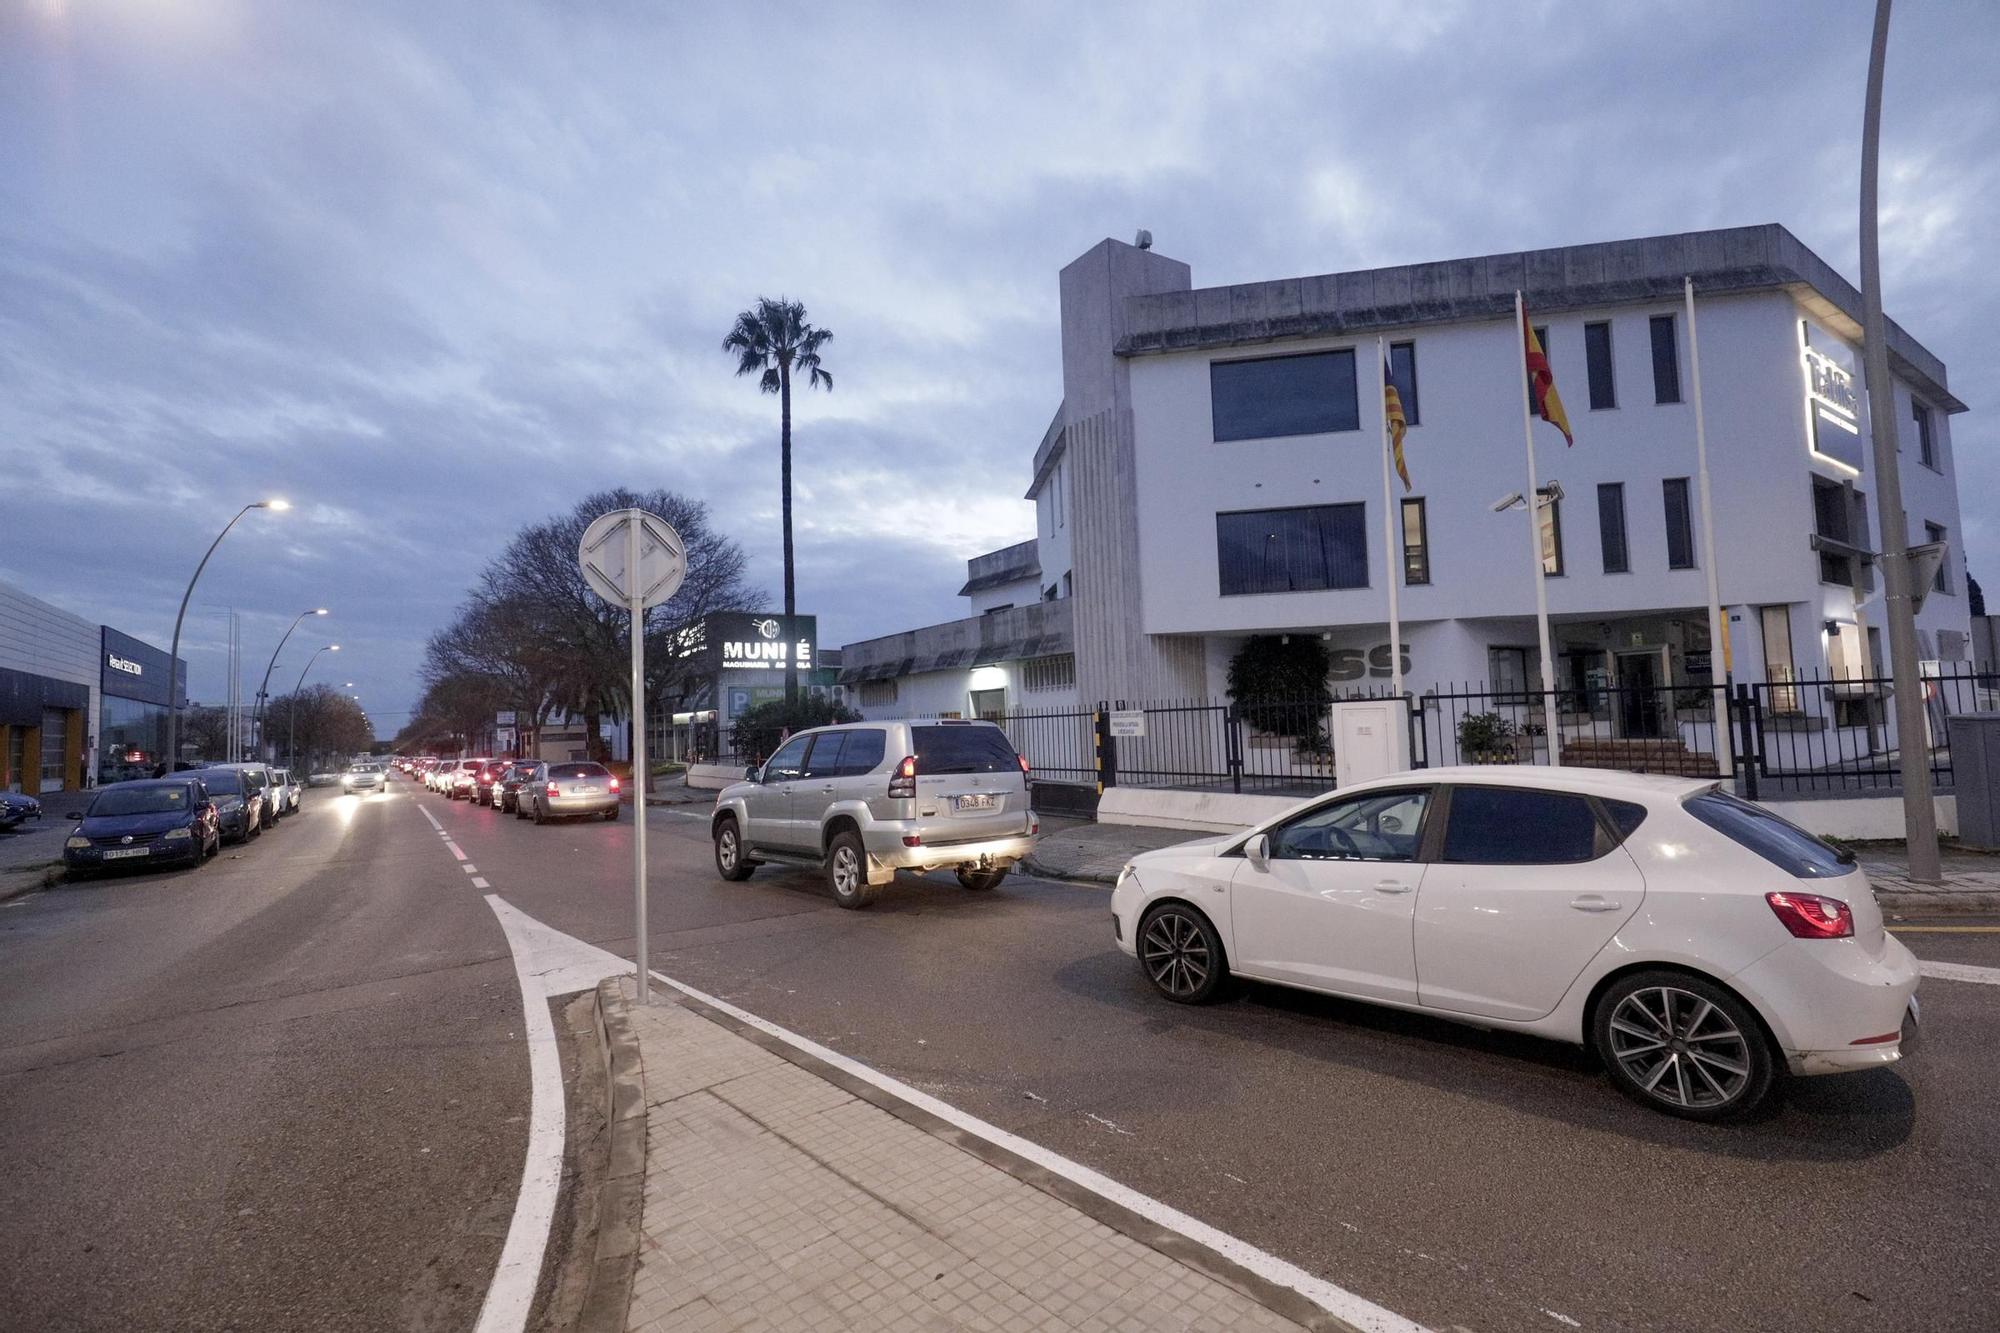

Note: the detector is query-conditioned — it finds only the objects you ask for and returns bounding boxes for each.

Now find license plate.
[578,786,599,794]
[953,793,996,812]
[102,847,148,860]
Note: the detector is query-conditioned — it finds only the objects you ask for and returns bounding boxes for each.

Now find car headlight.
[163,826,192,840]
[66,835,91,849]
[1115,863,1135,889]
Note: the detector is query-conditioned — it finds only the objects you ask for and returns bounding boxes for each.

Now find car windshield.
[89,786,191,816]
[241,770,267,791]
[347,764,375,773]
[912,725,1020,775]
[203,771,243,795]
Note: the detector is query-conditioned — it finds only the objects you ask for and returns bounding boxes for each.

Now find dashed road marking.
[447,843,466,860]
[462,864,478,874]
[472,877,490,889]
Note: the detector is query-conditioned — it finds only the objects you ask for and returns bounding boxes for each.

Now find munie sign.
[696,612,817,673]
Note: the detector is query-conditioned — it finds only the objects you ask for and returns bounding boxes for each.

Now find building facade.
[1,579,186,793]
[844,224,1972,774]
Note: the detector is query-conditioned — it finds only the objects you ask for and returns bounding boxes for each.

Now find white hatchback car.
[1110,767,1919,1121]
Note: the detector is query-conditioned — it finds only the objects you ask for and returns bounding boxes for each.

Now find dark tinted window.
[1211,350,1359,441]
[203,770,242,794]
[1598,483,1629,574]
[1604,798,1648,840]
[1649,314,1681,403]
[241,770,267,792]
[1443,786,1601,864]
[1388,341,1420,425]
[1585,321,1616,409]
[912,725,1020,775]
[1663,478,1695,569]
[763,736,811,780]
[549,763,609,780]
[89,785,192,816]
[1217,504,1368,595]
[840,729,886,776]
[801,732,847,780]
[1684,790,1853,879]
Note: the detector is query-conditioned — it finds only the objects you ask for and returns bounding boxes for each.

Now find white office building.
[844,224,1971,774]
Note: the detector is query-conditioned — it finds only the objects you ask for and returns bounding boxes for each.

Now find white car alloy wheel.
[1596,971,1773,1120]
[1138,904,1226,1005]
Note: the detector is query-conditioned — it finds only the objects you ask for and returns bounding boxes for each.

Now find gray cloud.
[2,0,1992,732]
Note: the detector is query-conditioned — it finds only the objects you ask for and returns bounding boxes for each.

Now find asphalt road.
[5,773,1997,1332]
[0,788,528,1332]
[425,782,1999,1333]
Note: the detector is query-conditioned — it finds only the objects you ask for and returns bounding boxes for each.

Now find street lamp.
[252,607,330,760]
[163,499,290,772]
[286,643,339,770]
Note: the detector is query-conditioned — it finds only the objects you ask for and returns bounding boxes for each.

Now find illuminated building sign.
[701,613,817,674]
[1799,321,1864,474]
[107,654,144,677]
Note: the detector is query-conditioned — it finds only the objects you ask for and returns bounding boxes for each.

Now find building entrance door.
[40,708,68,794]
[1615,649,1668,739]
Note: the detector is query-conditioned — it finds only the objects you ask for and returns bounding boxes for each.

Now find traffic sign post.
[578,508,687,1004]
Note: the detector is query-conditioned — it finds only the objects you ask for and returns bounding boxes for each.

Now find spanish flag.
[1383,355,1410,490]
[1522,308,1574,446]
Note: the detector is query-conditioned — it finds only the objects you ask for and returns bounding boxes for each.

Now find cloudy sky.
[3,0,1992,736]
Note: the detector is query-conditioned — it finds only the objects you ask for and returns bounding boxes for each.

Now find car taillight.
[888,755,917,798]
[1765,891,1854,939]
[609,777,621,793]
[1016,753,1030,776]
[546,782,560,797]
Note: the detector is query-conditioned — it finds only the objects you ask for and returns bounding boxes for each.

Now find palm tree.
[723,297,833,710]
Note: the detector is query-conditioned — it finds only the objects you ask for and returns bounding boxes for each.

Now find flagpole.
[1376,335,1405,702]
[1514,292,1562,761]
[1684,278,1733,777]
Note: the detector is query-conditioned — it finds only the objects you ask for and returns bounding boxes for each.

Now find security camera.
[1538,480,1566,504]
[1490,491,1525,512]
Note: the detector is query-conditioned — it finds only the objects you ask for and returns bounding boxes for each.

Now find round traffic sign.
[577,508,687,609]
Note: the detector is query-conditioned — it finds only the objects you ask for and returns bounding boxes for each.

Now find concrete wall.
[968,576,1041,616]
[0,581,101,788]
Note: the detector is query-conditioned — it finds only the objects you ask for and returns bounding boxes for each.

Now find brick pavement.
[621,980,1309,1333]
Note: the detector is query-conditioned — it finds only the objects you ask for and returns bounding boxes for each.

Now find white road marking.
[462,864,478,874]
[1920,959,2000,986]
[418,807,443,832]
[646,967,1427,1333]
[472,877,490,889]
[447,843,466,861]
[1540,1311,1582,1328]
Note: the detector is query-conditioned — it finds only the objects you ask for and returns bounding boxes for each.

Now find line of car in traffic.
[59,758,392,877]
[394,754,623,823]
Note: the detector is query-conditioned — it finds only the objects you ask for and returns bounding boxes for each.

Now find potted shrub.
[1458,711,1521,764]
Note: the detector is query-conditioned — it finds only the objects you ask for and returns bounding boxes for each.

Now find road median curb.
[1879,890,2000,915]
[0,862,63,903]
[575,977,646,1333]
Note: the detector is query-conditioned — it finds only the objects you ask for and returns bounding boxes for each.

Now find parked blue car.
[63,778,221,875]
[0,791,41,832]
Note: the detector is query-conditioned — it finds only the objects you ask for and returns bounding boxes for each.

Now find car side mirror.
[1244,832,1271,871]
[744,765,762,783]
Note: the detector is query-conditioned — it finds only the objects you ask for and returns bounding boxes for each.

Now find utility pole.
[1859,0,1941,882]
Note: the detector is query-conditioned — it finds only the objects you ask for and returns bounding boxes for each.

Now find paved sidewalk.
[1021,820,1195,884]
[620,977,1311,1333]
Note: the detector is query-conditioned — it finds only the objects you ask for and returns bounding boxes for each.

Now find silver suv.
[711,720,1040,908]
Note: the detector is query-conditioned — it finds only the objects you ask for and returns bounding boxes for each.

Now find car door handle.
[1373,880,1414,894]
[1570,894,1622,913]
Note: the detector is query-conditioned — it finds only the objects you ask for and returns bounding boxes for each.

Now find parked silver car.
[269,767,302,814]
[521,761,621,824]
[711,720,1039,908]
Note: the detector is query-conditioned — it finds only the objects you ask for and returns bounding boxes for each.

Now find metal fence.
[695,667,1998,800]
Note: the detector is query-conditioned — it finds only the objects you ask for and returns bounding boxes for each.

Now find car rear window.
[1684,790,1854,879]
[1442,786,1603,865]
[912,725,1020,775]
[549,763,609,779]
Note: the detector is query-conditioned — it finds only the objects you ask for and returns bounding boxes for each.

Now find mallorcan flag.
[1383,355,1410,490]
[1522,308,1574,446]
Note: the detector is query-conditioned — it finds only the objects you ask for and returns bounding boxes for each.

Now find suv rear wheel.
[713,817,755,881]
[956,867,1007,891]
[826,830,878,909]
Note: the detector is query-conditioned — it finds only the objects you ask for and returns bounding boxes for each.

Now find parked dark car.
[63,778,220,874]
[497,762,540,813]
[0,791,42,832]
[198,767,264,844]
[472,759,514,807]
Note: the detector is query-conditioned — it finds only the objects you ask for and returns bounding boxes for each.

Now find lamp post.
[163,500,290,772]
[1858,0,1940,883]
[253,607,329,761]
[285,644,339,771]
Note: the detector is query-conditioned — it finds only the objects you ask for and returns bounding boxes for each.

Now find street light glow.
[314,607,329,616]
[261,499,292,511]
